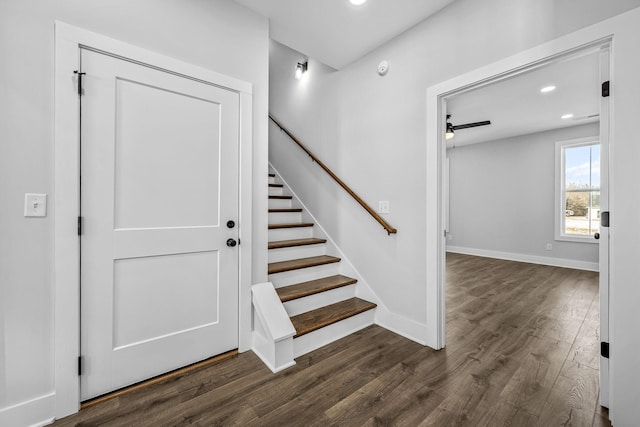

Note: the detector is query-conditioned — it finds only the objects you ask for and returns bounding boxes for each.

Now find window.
[555,137,600,242]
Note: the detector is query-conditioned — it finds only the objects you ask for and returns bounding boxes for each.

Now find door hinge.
[601,211,610,228]
[602,81,610,98]
[78,216,84,236]
[78,356,84,376]
[601,342,609,359]
[74,70,86,96]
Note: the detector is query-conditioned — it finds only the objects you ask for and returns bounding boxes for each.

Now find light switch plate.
[24,193,47,217]
[378,201,390,214]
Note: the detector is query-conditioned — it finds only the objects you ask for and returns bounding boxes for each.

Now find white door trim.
[54,21,253,419]
[426,12,624,415]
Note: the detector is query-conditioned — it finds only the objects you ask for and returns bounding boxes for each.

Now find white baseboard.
[0,392,55,427]
[374,308,429,347]
[446,246,599,272]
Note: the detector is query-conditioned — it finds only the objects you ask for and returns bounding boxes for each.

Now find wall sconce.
[295,60,308,80]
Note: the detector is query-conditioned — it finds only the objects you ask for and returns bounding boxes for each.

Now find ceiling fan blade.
[452,120,491,130]
[572,114,599,121]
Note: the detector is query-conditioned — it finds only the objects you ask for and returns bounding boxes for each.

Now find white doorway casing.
[54,22,253,419]
[426,14,631,422]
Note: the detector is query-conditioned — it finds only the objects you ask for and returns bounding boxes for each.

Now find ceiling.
[233,0,455,70]
[233,1,601,145]
[445,50,601,148]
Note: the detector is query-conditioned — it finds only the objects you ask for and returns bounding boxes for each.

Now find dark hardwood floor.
[53,253,609,426]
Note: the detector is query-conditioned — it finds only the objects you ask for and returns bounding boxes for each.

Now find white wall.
[0,0,268,424]
[269,0,640,333]
[270,2,640,423]
[447,124,599,267]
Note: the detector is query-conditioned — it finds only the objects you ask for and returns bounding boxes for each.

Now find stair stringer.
[268,163,430,347]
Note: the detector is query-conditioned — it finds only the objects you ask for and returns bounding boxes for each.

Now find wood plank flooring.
[52,253,608,426]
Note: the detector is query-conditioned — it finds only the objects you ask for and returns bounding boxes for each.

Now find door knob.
[227,220,235,229]
[226,238,237,247]
[594,232,600,240]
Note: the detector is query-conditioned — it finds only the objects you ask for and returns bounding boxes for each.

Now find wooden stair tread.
[269,183,284,188]
[268,238,327,249]
[269,195,292,200]
[269,173,275,177]
[268,255,340,274]
[268,222,314,230]
[291,298,376,338]
[269,208,303,213]
[276,275,357,302]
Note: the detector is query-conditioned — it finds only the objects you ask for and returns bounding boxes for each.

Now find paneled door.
[79,48,239,400]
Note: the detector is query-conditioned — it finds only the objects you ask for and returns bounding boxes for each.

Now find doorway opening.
[426,38,611,410]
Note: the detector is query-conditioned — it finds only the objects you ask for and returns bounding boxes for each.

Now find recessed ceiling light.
[561,113,574,120]
[540,85,556,93]
[350,0,367,5]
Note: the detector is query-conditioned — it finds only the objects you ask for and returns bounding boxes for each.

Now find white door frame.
[425,15,619,410]
[54,22,253,419]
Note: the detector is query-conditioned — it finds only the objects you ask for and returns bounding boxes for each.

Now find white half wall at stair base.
[270,164,430,346]
[251,282,296,373]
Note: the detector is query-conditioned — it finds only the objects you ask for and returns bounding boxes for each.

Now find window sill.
[555,235,599,244]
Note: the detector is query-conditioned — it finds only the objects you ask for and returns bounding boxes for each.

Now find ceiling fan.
[446,114,491,140]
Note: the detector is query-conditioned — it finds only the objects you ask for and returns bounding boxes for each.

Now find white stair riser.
[268,212,302,224]
[268,244,326,263]
[269,187,284,196]
[269,263,341,288]
[293,310,375,358]
[268,176,276,184]
[268,198,293,209]
[268,226,314,241]
[283,285,356,317]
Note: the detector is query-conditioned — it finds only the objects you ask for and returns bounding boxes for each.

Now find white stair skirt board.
[283,284,357,317]
[0,392,55,427]
[446,246,599,272]
[268,227,314,241]
[268,212,302,224]
[293,310,375,358]
[268,244,327,264]
[269,263,341,288]
[251,282,296,373]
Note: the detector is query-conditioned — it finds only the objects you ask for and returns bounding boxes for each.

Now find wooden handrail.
[269,114,397,235]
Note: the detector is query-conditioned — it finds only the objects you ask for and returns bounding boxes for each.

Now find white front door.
[80,48,240,400]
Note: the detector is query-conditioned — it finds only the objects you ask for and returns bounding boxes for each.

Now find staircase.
[266,170,377,359]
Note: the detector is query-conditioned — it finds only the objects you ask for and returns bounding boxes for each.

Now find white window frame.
[554,136,600,243]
